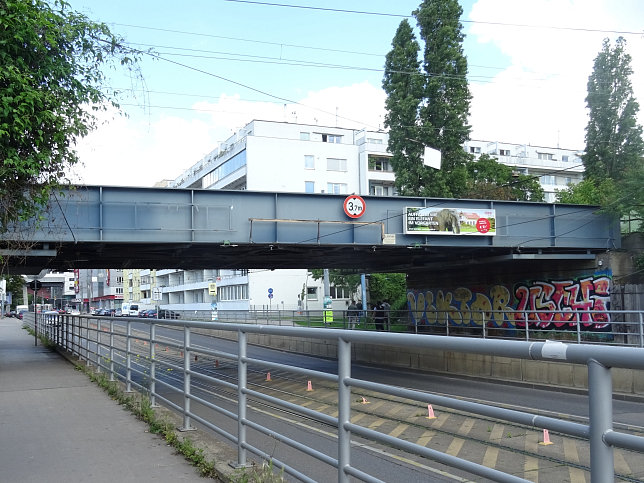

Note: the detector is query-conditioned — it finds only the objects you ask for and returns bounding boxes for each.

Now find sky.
[65,0,644,187]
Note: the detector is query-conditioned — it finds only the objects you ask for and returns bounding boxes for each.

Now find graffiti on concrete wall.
[407,273,611,330]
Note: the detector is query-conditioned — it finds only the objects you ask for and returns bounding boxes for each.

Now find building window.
[538,152,554,161]
[470,146,481,154]
[321,133,342,143]
[562,155,569,162]
[304,155,314,169]
[327,183,347,194]
[300,132,310,141]
[539,175,556,184]
[219,284,249,301]
[305,181,315,193]
[202,150,247,188]
[499,149,510,156]
[116,287,123,294]
[368,155,392,171]
[366,137,383,144]
[330,286,350,299]
[371,185,385,196]
[306,287,318,300]
[326,158,347,171]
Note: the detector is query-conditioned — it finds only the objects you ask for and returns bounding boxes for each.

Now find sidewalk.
[0,317,207,483]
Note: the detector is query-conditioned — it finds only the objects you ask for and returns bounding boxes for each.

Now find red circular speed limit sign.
[343,195,366,219]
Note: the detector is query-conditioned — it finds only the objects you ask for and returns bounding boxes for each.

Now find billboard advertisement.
[404,207,496,236]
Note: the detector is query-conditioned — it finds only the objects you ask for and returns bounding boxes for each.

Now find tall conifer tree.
[584,37,643,182]
[383,0,472,198]
[382,20,424,196]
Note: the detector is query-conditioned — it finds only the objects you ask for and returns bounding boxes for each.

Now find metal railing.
[163,308,644,347]
[29,313,644,482]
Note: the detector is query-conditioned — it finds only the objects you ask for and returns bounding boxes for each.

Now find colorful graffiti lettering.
[407,273,611,331]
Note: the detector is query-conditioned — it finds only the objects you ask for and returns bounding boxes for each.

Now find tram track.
[82,322,644,481]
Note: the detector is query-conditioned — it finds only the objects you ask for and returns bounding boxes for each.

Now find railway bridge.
[1,185,619,275]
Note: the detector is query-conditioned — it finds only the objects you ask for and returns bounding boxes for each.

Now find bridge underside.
[1,186,617,274]
[4,240,601,276]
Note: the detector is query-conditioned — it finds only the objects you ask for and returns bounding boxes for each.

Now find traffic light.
[27,280,42,291]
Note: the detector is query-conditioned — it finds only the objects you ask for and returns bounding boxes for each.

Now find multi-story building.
[164,120,584,314]
[462,140,584,203]
[75,269,124,312]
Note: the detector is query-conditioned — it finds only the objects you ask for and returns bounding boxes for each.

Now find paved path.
[0,318,208,483]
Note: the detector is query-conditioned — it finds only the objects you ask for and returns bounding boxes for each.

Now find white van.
[121,303,140,317]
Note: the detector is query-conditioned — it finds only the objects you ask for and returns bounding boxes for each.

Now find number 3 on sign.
[343,195,366,219]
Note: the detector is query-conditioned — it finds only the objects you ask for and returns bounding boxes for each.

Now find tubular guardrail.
[150,308,644,347]
[28,312,644,482]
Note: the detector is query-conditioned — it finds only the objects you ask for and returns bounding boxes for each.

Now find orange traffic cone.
[539,429,554,445]
[266,372,272,382]
[306,380,313,391]
[426,404,437,419]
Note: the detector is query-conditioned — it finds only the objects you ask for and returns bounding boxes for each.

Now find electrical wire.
[220,0,644,36]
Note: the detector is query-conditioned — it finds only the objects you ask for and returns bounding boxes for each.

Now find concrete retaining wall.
[203,328,644,397]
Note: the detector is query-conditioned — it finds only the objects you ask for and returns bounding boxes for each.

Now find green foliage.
[84,366,217,477]
[233,462,285,483]
[309,269,361,296]
[0,0,140,232]
[2,274,25,307]
[555,177,618,208]
[382,19,425,196]
[463,154,545,201]
[367,273,407,310]
[559,37,643,228]
[584,37,644,182]
[383,0,473,198]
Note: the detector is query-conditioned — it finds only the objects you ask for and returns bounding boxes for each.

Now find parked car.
[158,309,181,319]
[139,309,157,318]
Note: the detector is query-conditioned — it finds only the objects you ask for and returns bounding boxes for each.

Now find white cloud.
[70,83,387,187]
[467,0,644,148]
[195,82,387,134]
[71,107,221,187]
[71,1,643,186]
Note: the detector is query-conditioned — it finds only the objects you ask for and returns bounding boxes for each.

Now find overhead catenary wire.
[219,0,644,37]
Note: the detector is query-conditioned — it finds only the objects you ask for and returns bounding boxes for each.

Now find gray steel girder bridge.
[1,186,620,273]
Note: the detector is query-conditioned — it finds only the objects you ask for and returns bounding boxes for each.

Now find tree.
[462,154,545,202]
[383,0,472,198]
[556,177,618,208]
[367,273,407,310]
[2,274,25,307]
[0,0,139,233]
[557,37,643,221]
[382,19,425,196]
[584,37,644,182]
[309,269,362,297]
[308,270,407,310]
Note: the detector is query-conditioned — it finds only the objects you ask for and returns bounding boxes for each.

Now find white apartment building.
[462,140,584,203]
[161,120,584,313]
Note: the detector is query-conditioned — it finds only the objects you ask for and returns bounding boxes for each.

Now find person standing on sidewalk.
[347,300,358,329]
[373,302,385,331]
[381,300,391,331]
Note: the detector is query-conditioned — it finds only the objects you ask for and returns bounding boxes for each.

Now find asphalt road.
[65,317,644,481]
